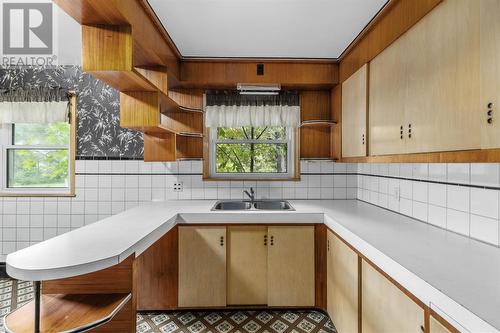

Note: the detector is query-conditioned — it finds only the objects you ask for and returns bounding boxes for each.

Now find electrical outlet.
[173,182,183,192]
[393,186,400,201]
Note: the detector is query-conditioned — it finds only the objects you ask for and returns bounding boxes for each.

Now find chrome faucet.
[243,187,255,202]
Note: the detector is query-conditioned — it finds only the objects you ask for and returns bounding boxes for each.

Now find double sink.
[212,200,294,211]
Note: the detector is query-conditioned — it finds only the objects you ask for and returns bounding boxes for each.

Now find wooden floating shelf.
[4,293,131,333]
[144,132,203,162]
[168,89,204,112]
[300,120,337,127]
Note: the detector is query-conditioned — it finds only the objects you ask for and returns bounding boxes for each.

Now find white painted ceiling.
[147,0,388,59]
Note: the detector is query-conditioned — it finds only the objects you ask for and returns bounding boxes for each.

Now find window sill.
[0,192,75,198]
[203,177,300,181]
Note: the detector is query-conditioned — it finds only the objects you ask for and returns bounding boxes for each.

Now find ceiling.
[147,0,388,59]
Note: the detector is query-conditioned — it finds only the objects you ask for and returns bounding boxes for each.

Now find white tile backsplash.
[356,162,500,247]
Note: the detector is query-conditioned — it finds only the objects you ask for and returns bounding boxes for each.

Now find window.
[0,114,75,195]
[210,126,295,179]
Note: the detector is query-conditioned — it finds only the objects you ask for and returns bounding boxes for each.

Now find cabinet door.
[342,63,368,158]
[178,226,226,307]
[362,260,424,333]
[369,36,407,156]
[405,0,480,153]
[430,314,459,333]
[227,226,268,305]
[480,0,500,148]
[327,231,359,333]
[268,226,315,306]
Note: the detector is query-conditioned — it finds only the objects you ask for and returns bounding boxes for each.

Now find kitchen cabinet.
[361,259,425,333]
[326,230,359,333]
[480,0,500,148]
[227,226,268,305]
[267,226,315,306]
[342,63,368,158]
[369,0,481,156]
[178,226,226,307]
[430,314,459,333]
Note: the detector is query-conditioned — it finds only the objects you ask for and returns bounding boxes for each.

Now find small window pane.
[7,149,69,188]
[216,143,287,173]
[13,122,70,146]
[217,127,287,141]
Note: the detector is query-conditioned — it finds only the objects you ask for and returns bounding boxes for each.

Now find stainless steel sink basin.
[212,200,294,211]
[253,200,294,211]
[212,201,253,210]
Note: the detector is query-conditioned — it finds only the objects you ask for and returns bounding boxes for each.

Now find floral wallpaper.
[0,65,144,158]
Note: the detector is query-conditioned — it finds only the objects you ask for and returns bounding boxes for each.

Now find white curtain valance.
[0,101,68,124]
[205,104,300,128]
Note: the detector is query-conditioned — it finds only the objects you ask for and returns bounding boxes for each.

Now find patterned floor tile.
[0,279,337,333]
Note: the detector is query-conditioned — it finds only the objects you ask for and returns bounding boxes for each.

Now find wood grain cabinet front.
[326,231,359,333]
[267,226,315,307]
[342,63,368,158]
[178,226,227,307]
[227,226,268,305]
[361,259,425,333]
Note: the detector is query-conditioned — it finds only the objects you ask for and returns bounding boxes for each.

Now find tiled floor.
[0,279,337,333]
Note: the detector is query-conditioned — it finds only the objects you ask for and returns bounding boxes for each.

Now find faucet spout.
[243,187,255,201]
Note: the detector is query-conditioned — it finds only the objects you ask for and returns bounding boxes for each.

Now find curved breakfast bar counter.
[5,200,500,333]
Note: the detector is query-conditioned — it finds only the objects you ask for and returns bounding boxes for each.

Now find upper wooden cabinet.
[267,226,315,307]
[361,259,425,333]
[342,64,368,158]
[480,0,500,148]
[178,226,227,307]
[227,226,268,305]
[369,0,481,156]
[327,231,359,333]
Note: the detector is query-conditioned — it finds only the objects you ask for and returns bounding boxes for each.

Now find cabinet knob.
[220,236,224,246]
[420,325,425,332]
[264,234,267,246]
[488,118,493,124]
[488,102,494,109]
[270,235,274,246]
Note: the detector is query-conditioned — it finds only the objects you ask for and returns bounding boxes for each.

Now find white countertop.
[6,200,500,332]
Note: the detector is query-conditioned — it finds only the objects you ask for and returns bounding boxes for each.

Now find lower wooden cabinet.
[268,226,315,307]
[361,259,425,333]
[178,226,227,307]
[327,230,359,333]
[227,226,268,305]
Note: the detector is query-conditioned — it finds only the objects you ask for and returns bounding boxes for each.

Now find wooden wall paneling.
[300,90,333,159]
[339,0,442,82]
[135,66,169,95]
[168,89,204,111]
[300,127,332,159]
[143,132,176,162]
[300,91,331,121]
[176,135,204,160]
[330,85,342,160]
[135,226,178,310]
[54,0,180,77]
[180,61,338,88]
[480,0,500,149]
[314,224,327,311]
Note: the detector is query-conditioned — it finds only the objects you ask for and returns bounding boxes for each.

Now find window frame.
[208,126,296,180]
[0,94,76,197]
